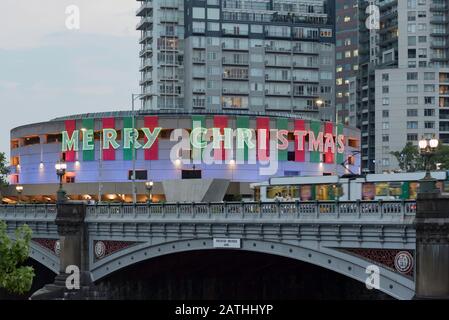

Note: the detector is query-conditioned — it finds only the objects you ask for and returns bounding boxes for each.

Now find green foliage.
[390,142,423,172]
[0,221,35,294]
[391,142,449,172]
[0,152,9,187]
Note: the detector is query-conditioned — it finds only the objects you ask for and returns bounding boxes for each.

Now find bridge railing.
[0,204,57,220]
[85,200,416,221]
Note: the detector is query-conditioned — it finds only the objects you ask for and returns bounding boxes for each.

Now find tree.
[0,221,35,294]
[391,142,449,172]
[0,152,9,187]
[390,142,424,172]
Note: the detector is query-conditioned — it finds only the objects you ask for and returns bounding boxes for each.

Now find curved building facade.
[4,111,361,203]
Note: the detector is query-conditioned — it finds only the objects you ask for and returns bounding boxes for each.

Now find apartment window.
[382,110,389,118]
[382,122,390,129]
[408,49,416,58]
[419,61,427,68]
[207,8,220,20]
[382,86,389,94]
[407,97,418,104]
[382,135,389,142]
[407,85,418,92]
[382,98,390,106]
[407,134,418,141]
[407,23,416,33]
[417,11,426,18]
[418,36,426,43]
[345,51,351,58]
[407,121,418,129]
[382,159,390,166]
[382,73,389,82]
[207,22,220,31]
[418,48,427,58]
[424,109,435,117]
[425,97,434,105]
[408,36,416,46]
[424,72,435,80]
[425,121,435,129]
[408,61,416,68]
[407,109,418,117]
[407,72,418,80]
[424,85,435,92]
[193,7,206,19]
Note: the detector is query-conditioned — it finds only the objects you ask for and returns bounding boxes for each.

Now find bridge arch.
[28,242,59,275]
[90,238,414,300]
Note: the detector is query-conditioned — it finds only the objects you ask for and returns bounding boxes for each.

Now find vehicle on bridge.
[251,171,449,201]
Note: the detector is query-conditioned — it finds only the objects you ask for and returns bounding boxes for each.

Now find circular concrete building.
[4,110,361,203]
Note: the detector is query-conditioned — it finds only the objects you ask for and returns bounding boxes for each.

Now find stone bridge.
[2,200,428,300]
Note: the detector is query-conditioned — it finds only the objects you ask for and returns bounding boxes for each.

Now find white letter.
[65,5,80,30]
[366,5,380,30]
[365,265,380,290]
[65,265,80,290]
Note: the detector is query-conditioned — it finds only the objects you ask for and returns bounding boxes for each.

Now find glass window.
[193,7,206,19]
[207,8,220,20]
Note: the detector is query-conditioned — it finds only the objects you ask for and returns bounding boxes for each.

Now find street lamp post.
[418,136,439,193]
[145,181,154,204]
[55,160,67,203]
[16,185,23,204]
[131,93,144,204]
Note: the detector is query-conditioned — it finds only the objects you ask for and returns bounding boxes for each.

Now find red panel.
[294,120,305,162]
[324,122,334,164]
[144,116,159,160]
[213,115,228,161]
[102,117,116,161]
[256,117,270,161]
[65,120,76,162]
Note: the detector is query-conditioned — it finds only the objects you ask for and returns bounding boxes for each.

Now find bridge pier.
[30,201,105,300]
[415,192,449,299]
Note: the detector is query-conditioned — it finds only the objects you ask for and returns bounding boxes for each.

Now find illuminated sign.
[61,127,345,154]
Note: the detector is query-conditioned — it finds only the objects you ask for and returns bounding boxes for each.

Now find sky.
[0,0,141,160]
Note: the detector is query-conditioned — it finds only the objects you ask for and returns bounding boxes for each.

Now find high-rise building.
[137,0,337,121]
[374,0,449,172]
[335,0,378,172]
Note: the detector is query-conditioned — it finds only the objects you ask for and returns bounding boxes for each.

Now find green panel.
[276,118,288,161]
[401,182,410,200]
[192,115,206,161]
[123,117,134,161]
[336,123,344,165]
[328,185,335,200]
[236,116,249,161]
[311,185,316,200]
[82,118,95,161]
[309,120,321,163]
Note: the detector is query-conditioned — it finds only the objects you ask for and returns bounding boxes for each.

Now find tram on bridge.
[251,171,449,201]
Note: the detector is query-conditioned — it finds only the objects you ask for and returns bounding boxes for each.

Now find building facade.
[5,111,361,203]
[336,0,378,173]
[137,0,337,121]
[374,0,449,172]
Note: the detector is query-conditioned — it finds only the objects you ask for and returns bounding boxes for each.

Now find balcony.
[430,4,449,12]
[139,74,153,85]
[139,31,153,44]
[265,74,290,82]
[192,56,206,64]
[265,45,291,54]
[160,0,178,8]
[264,89,291,96]
[139,45,153,56]
[140,59,153,71]
[222,88,249,95]
[222,57,248,66]
[136,2,153,16]
[136,17,153,30]
[192,87,206,94]
[192,99,206,108]
[430,41,449,49]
